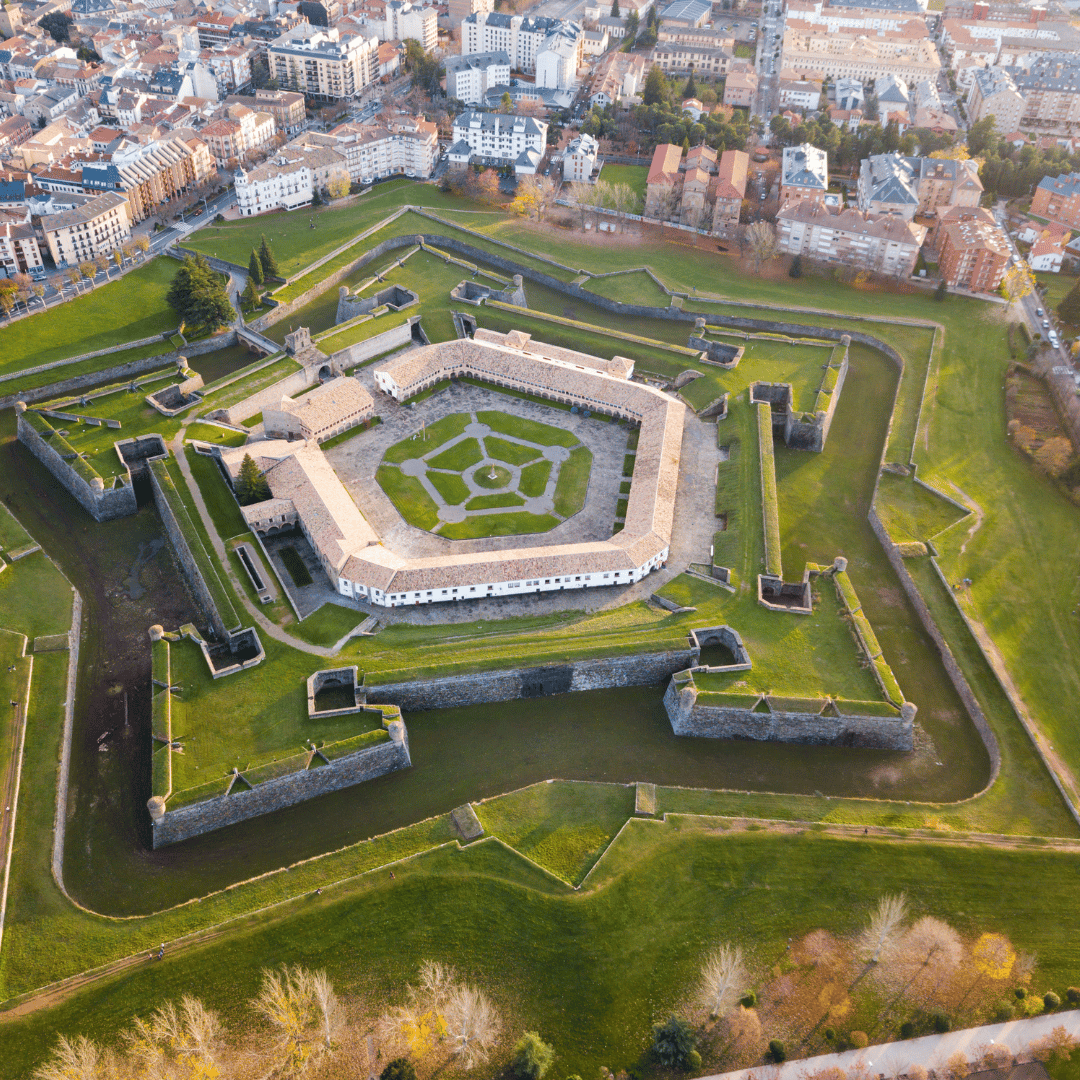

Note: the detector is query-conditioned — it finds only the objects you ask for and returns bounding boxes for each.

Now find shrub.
[380,1060,417,1080]
[900,1021,916,1039]
[767,1040,787,1063]
[824,1027,836,1041]
[740,991,757,1008]
[1066,988,1080,1005]
[687,1049,702,1071]
[1044,991,1061,1011]
[991,1001,1015,1023]
[510,1032,555,1080]
[653,1017,697,1069]
[1015,987,1028,1000]
[932,1013,950,1033]
[851,1031,869,1049]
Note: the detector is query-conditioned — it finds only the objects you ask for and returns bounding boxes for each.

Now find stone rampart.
[867,506,1001,778]
[150,722,411,847]
[326,319,415,370]
[663,679,913,750]
[0,331,240,411]
[148,463,230,639]
[218,366,317,426]
[366,649,699,712]
[16,407,138,521]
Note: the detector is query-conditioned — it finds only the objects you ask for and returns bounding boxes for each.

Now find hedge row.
[757,402,782,578]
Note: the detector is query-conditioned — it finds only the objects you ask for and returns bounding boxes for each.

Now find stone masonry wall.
[366,649,698,712]
[327,319,414,370]
[17,410,138,521]
[867,506,1001,777]
[664,680,913,750]
[0,331,240,411]
[148,464,228,639]
[151,723,411,847]
[219,366,316,426]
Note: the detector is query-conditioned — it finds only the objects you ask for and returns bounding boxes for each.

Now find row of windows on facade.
[377,570,628,600]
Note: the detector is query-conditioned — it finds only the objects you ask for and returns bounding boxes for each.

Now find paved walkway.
[704,1011,1080,1080]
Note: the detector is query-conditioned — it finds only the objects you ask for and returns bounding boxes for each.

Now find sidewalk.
[703,1011,1080,1080]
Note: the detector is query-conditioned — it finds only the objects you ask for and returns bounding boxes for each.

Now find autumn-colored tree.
[124,995,224,1079]
[251,965,343,1077]
[475,168,501,205]
[327,174,350,199]
[79,261,96,280]
[1035,436,1073,477]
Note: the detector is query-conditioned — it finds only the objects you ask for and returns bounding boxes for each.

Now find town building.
[0,215,43,275]
[1014,58,1080,132]
[223,90,306,136]
[564,131,600,182]
[448,110,548,173]
[934,206,1010,293]
[588,50,647,107]
[581,29,609,57]
[444,51,511,104]
[645,142,748,234]
[1030,172,1080,230]
[233,143,350,216]
[268,25,378,102]
[1027,236,1065,273]
[40,190,131,267]
[967,65,1025,134]
[263,377,375,443]
[776,198,927,276]
[325,112,438,182]
[856,153,983,219]
[658,0,711,30]
[781,16,940,83]
[723,68,758,108]
[384,1,438,51]
[448,0,493,27]
[835,77,865,111]
[461,12,583,86]
[778,73,823,110]
[781,143,828,204]
[200,105,277,168]
[648,41,736,77]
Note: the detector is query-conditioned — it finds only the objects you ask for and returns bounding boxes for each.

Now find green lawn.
[0,503,34,553]
[439,511,561,539]
[289,602,365,647]
[484,434,542,466]
[184,422,247,448]
[552,445,593,517]
[585,269,671,307]
[382,413,470,463]
[279,545,313,587]
[473,464,512,489]
[465,492,525,510]
[427,436,483,471]
[597,163,648,202]
[477,410,579,448]
[184,447,247,540]
[1,258,178,376]
[875,472,968,544]
[427,470,470,505]
[376,464,440,530]
[519,459,552,496]
[313,310,412,354]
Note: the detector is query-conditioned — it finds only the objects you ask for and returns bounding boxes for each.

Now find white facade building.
[268,25,378,101]
[449,110,548,171]
[462,11,583,86]
[380,1,438,51]
[234,152,314,216]
[325,113,439,182]
[563,132,599,182]
[444,51,511,104]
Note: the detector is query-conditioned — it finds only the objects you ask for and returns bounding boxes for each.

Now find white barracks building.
[231,332,684,608]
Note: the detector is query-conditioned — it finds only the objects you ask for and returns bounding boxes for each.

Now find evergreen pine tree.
[236,454,270,504]
[166,253,235,331]
[934,278,948,301]
[684,69,697,100]
[1058,277,1080,324]
[611,0,620,16]
[259,235,279,279]
[789,255,802,278]
[241,278,258,310]
[248,248,264,287]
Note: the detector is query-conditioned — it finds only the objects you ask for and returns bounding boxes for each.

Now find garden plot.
[375,410,591,539]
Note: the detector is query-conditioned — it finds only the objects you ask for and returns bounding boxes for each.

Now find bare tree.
[443,984,500,1069]
[855,894,908,964]
[945,1051,971,1080]
[699,944,746,1019]
[746,220,780,273]
[651,184,680,226]
[376,960,456,1061]
[610,181,642,232]
[125,995,224,1079]
[566,181,602,229]
[251,965,343,1077]
[33,1035,104,1080]
[877,916,963,1010]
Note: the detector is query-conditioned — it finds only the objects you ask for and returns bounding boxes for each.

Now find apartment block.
[462,12,583,85]
[223,90,307,136]
[448,110,548,172]
[0,216,43,275]
[444,51,511,104]
[564,131,600,183]
[776,199,927,277]
[269,25,378,101]
[41,191,131,267]
[1030,172,1080,231]
[781,143,828,204]
[967,66,1025,134]
[723,68,758,108]
[644,142,748,235]
[1014,58,1080,132]
[935,206,1010,293]
[648,42,736,77]
[781,17,940,83]
[200,105,277,167]
[324,113,438,182]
